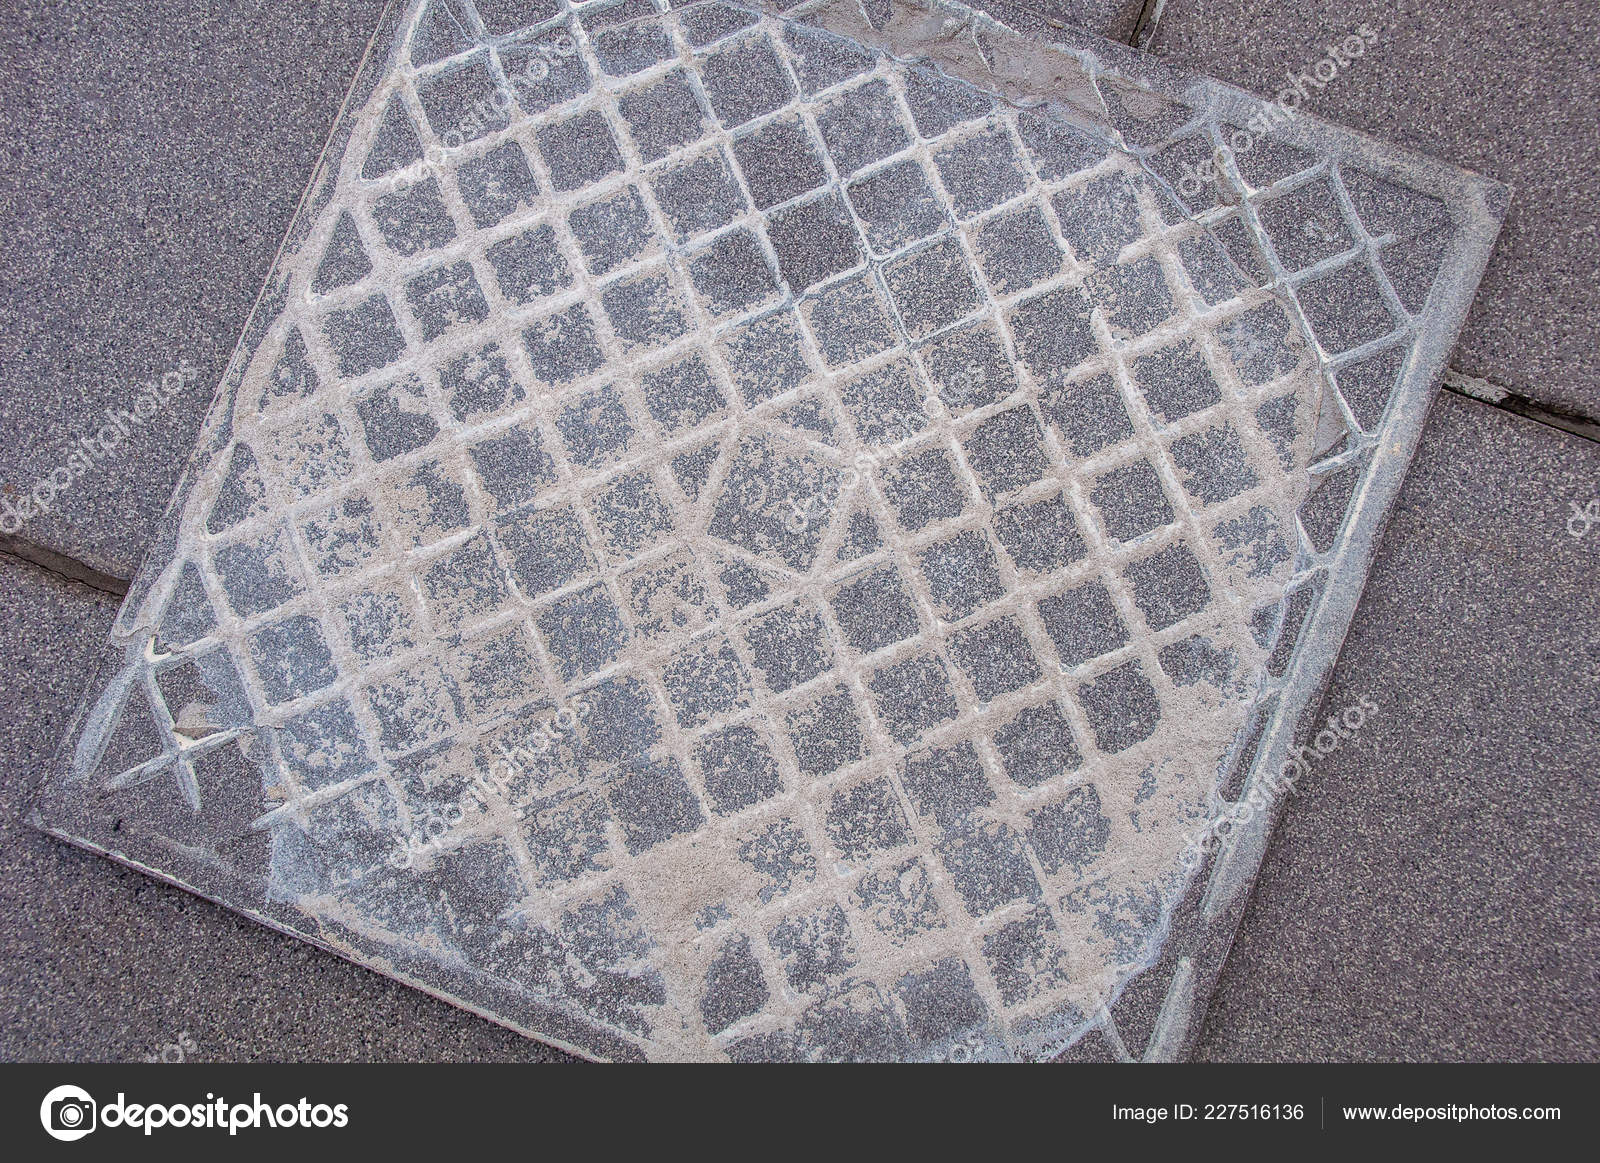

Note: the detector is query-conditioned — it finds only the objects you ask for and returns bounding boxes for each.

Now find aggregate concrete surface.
[2,0,1595,1063]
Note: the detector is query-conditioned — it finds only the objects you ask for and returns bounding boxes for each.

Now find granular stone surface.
[31,0,1505,1061]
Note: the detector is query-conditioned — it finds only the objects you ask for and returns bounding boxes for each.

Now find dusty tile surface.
[32,0,1503,1060]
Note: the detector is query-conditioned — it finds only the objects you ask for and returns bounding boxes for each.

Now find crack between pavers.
[1130,0,1166,49]
[1442,369,1600,444]
[0,537,130,598]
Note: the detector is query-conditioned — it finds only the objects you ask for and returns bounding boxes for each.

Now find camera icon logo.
[40,1085,97,1142]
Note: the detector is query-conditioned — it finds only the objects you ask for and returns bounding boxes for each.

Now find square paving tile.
[31,0,1504,1062]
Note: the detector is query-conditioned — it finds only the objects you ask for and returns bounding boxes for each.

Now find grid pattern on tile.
[37,0,1498,1062]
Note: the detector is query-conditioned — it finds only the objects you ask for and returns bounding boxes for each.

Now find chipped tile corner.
[31,0,1506,1062]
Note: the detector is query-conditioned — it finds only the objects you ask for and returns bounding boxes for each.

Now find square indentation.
[1296,261,1399,353]
[919,321,1018,413]
[588,471,675,562]
[371,178,457,256]
[495,504,596,598]
[609,756,705,855]
[568,185,659,276]
[537,109,624,191]
[917,529,1005,621]
[520,302,604,389]
[769,903,857,992]
[1038,582,1129,668]
[211,527,300,617]
[853,857,946,942]
[442,343,527,424]
[621,548,714,642]
[867,653,958,744]
[847,159,947,254]
[901,741,993,829]
[324,294,407,378]
[248,614,337,705]
[1076,660,1161,753]
[407,259,490,339]
[832,563,921,655]
[1130,339,1223,425]
[783,21,874,95]
[650,148,747,242]
[457,141,539,230]
[949,616,1042,702]
[1257,178,1354,272]
[732,115,828,210]
[974,203,1064,295]
[885,238,981,338]
[696,723,783,815]
[719,309,815,404]
[786,684,867,776]
[302,493,384,578]
[767,193,864,293]
[993,492,1086,576]
[1052,173,1145,265]
[881,447,969,533]
[337,584,419,664]
[687,228,780,317]
[816,79,911,176]
[802,275,896,368]
[500,28,590,114]
[366,659,460,756]
[1040,374,1133,457]
[961,406,1050,499]
[1029,784,1111,879]
[584,0,673,77]
[536,583,629,681]
[940,821,1037,915]
[741,598,833,693]
[982,908,1069,1004]
[835,359,925,446]
[699,34,794,128]
[485,225,571,306]
[1091,460,1174,542]
[826,777,912,861]
[934,126,1028,218]
[420,534,510,632]
[994,701,1082,788]
[1008,286,1096,381]
[1091,256,1174,340]
[617,68,708,160]
[1169,422,1259,504]
[601,266,690,352]
[662,636,752,728]
[387,459,470,549]
[1125,541,1212,631]
[555,381,637,468]
[640,351,729,435]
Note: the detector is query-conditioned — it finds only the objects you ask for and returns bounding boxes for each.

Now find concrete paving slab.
[1195,391,1600,1061]
[1147,0,1600,422]
[0,552,571,1062]
[0,0,389,579]
[29,0,1505,1061]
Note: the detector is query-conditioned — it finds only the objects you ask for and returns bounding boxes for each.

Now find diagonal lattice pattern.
[33,0,1505,1061]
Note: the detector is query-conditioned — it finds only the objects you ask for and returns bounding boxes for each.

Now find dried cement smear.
[33,0,1506,1061]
